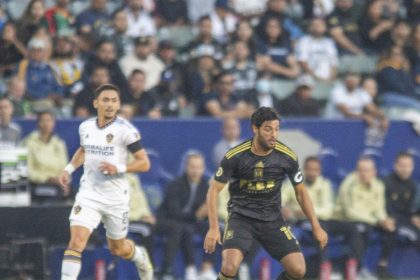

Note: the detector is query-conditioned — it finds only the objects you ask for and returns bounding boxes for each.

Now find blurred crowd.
[0,0,418,122]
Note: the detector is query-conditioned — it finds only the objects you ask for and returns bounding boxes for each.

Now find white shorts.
[69,198,129,240]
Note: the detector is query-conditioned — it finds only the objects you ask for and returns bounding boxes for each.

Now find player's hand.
[204,228,221,254]
[100,162,118,175]
[59,171,71,196]
[313,226,328,249]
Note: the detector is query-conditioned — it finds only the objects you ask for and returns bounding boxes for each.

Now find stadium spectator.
[243,76,282,114]
[359,0,396,53]
[155,151,216,280]
[0,95,21,147]
[119,36,165,91]
[6,77,31,118]
[390,20,412,50]
[100,8,133,59]
[257,16,300,80]
[44,0,74,36]
[408,23,420,75]
[16,38,63,112]
[186,45,220,104]
[127,172,156,260]
[50,35,83,97]
[327,0,364,55]
[280,75,321,117]
[185,0,215,24]
[257,0,303,42]
[209,0,238,44]
[229,20,259,61]
[16,0,46,45]
[325,72,388,129]
[75,0,109,35]
[198,71,251,118]
[296,17,338,81]
[0,21,26,78]
[156,0,188,25]
[122,69,156,117]
[74,66,110,117]
[23,111,68,203]
[376,45,420,109]
[282,156,363,279]
[223,41,259,97]
[212,116,242,168]
[381,152,420,277]
[125,0,156,38]
[333,156,396,278]
[182,15,224,62]
[83,39,130,96]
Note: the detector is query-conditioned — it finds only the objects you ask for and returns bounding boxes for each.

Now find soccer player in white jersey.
[59,84,153,280]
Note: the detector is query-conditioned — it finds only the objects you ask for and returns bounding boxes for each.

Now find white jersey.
[77,116,142,205]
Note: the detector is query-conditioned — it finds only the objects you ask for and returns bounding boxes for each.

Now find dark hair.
[95,39,114,51]
[130,69,145,78]
[213,70,232,84]
[94,84,121,99]
[395,151,413,161]
[250,107,280,128]
[36,110,55,121]
[111,7,125,18]
[304,156,320,166]
[198,15,211,23]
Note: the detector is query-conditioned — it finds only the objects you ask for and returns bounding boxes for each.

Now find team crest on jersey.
[74,205,82,215]
[106,133,114,143]
[225,230,234,240]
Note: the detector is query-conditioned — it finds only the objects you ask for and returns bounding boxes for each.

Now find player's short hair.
[94,84,121,99]
[251,107,280,128]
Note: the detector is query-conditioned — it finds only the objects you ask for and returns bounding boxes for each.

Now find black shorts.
[222,213,301,261]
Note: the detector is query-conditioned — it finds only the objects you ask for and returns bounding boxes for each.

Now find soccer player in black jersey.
[204,107,328,280]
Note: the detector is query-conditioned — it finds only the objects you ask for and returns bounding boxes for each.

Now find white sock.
[131,245,147,263]
[61,249,82,280]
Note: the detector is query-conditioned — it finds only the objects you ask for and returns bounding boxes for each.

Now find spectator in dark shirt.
[82,39,130,99]
[75,0,109,35]
[156,151,216,280]
[16,0,47,45]
[243,76,282,114]
[359,0,395,53]
[327,0,364,55]
[123,69,155,117]
[0,21,26,78]
[280,75,321,117]
[156,0,188,25]
[74,65,110,117]
[257,16,300,80]
[381,152,420,277]
[229,20,259,60]
[376,45,420,109]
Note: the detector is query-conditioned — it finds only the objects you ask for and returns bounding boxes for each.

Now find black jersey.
[214,139,303,222]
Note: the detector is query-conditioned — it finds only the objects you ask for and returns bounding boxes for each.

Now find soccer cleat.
[133,246,154,280]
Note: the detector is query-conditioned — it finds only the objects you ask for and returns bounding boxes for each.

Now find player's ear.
[251,124,258,135]
[93,98,98,109]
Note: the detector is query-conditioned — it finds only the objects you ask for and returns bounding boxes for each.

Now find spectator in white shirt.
[296,17,338,81]
[119,36,164,90]
[125,0,156,38]
[325,72,388,129]
[210,0,238,44]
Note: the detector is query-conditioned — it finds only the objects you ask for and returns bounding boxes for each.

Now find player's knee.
[221,260,239,277]
[286,263,306,279]
[68,237,87,252]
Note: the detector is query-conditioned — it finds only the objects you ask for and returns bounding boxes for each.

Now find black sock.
[277,271,299,280]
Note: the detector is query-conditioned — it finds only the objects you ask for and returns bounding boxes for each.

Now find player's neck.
[97,116,116,128]
[251,139,273,156]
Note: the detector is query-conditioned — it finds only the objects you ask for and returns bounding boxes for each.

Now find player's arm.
[59,147,85,195]
[204,179,225,253]
[126,149,150,173]
[294,183,328,249]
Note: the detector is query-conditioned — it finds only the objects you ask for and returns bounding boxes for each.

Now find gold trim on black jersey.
[225,140,252,159]
[275,142,297,161]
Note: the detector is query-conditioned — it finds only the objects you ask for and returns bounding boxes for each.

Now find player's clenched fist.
[204,228,222,254]
[313,226,328,249]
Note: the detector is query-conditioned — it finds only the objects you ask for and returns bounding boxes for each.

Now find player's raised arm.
[59,146,85,195]
[204,178,225,254]
[294,183,328,249]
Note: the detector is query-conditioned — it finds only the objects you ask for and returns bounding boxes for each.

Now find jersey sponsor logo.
[216,167,223,177]
[74,205,81,215]
[239,179,275,193]
[106,133,114,143]
[84,145,115,156]
[294,170,303,183]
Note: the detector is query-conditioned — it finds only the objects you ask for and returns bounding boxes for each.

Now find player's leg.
[102,206,153,280]
[218,213,254,279]
[278,252,306,280]
[107,237,153,280]
[62,202,102,280]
